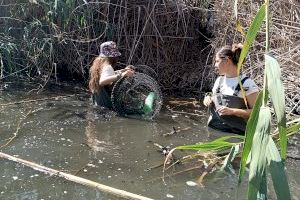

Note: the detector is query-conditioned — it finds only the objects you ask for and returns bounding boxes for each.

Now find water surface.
[0,82,299,200]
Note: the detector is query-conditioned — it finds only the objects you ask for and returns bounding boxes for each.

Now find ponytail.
[231,43,243,65]
[217,43,244,65]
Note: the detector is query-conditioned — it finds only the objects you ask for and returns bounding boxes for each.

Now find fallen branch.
[0,152,153,200]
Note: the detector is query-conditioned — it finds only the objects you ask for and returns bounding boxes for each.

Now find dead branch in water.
[0,152,153,200]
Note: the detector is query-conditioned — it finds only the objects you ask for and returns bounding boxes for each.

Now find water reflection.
[84,107,120,155]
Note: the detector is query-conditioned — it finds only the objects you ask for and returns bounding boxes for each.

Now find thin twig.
[0,109,32,148]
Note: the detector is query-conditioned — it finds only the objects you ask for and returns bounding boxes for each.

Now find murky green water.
[0,82,299,200]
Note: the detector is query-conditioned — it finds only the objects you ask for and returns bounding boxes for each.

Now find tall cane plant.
[236,0,290,199]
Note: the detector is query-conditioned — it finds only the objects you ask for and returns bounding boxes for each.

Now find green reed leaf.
[267,137,291,200]
[239,91,263,182]
[247,107,271,200]
[176,141,233,152]
[220,144,240,171]
[248,171,267,200]
[176,135,244,151]
[286,120,300,137]
[237,4,266,75]
[265,54,287,160]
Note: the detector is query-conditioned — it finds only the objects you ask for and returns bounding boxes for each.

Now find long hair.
[88,56,117,93]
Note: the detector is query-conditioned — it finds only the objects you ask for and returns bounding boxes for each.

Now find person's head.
[89,41,121,93]
[214,43,243,76]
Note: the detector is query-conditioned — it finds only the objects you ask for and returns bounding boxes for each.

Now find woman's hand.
[122,69,134,77]
[125,65,134,70]
[216,106,235,116]
[203,95,213,107]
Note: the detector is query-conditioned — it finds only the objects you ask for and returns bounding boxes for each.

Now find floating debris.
[186,181,198,187]
[87,163,97,168]
[166,194,174,198]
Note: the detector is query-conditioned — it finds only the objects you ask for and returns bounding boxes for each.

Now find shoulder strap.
[233,76,249,96]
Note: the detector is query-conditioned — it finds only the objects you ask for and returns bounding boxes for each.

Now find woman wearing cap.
[89,41,134,109]
[203,44,259,134]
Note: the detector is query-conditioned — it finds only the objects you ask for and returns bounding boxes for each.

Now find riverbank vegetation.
[0,0,299,115]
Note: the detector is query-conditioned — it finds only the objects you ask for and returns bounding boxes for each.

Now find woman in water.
[89,41,134,109]
[203,44,259,134]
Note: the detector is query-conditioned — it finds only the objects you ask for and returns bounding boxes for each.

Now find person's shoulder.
[212,76,224,93]
[101,64,114,72]
[243,77,257,86]
[214,76,224,86]
[243,76,259,94]
[102,64,113,69]
[216,75,224,83]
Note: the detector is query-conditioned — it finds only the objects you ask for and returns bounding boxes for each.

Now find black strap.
[233,76,249,96]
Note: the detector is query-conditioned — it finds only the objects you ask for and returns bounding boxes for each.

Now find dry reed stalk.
[0,152,153,200]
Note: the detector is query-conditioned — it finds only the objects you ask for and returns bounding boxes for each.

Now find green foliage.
[267,137,291,200]
[237,1,291,199]
[286,118,300,137]
[247,107,271,200]
[220,144,240,171]
[0,0,95,78]
[265,54,287,159]
[237,4,266,76]
[176,135,244,152]
[239,91,264,181]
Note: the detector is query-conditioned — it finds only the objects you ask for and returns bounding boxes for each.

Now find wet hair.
[216,43,243,65]
[88,56,117,93]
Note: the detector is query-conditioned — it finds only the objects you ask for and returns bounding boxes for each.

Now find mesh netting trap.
[111,71,163,119]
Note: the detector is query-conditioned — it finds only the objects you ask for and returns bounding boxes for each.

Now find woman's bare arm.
[99,74,120,86]
[99,70,134,86]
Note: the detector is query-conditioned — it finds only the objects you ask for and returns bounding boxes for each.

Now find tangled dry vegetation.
[0,0,299,113]
[0,0,214,95]
[212,0,300,115]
